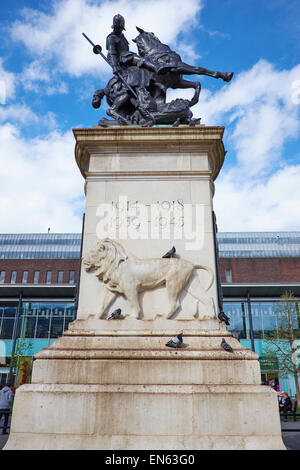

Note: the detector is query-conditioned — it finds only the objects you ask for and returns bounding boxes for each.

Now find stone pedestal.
[4,126,285,450]
[75,126,225,321]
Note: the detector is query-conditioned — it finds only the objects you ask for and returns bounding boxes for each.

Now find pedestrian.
[279,391,292,422]
[0,382,13,434]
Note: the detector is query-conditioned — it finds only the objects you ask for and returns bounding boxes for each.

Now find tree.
[10,337,33,387]
[263,291,300,402]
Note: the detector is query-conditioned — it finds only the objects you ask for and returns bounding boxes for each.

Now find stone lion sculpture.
[83,238,215,320]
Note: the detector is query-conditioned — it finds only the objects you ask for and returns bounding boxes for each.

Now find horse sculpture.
[133,27,233,103]
[91,25,233,127]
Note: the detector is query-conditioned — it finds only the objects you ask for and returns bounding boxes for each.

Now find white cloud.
[10,0,203,78]
[194,59,300,231]
[196,60,300,173]
[174,42,201,63]
[0,103,60,131]
[0,123,84,232]
[0,59,16,104]
[0,104,39,125]
[21,60,69,95]
[214,165,300,231]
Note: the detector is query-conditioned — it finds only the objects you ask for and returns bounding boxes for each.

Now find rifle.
[82,32,138,99]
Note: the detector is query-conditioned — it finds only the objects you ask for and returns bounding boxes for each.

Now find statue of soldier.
[106,14,155,76]
[106,14,130,74]
[95,14,158,124]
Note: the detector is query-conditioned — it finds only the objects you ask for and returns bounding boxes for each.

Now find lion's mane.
[84,238,128,293]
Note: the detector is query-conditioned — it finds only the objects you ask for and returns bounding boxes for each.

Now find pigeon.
[107,308,124,320]
[231,329,241,342]
[218,311,230,325]
[166,331,183,348]
[221,338,233,353]
[162,246,176,258]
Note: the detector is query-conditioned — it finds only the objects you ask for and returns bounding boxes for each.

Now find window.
[33,271,40,284]
[225,269,232,283]
[36,314,50,339]
[69,271,75,284]
[0,271,5,283]
[0,308,18,340]
[0,318,15,339]
[50,316,64,338]
[251,303,263,339]
[57,271,64,284]
[23,316,37,339]
[46,271,52,284]
[10,271,17,284]
[22,271,28,284]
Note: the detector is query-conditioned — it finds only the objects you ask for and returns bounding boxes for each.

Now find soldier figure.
[106,14,156,77]
[99,14,157,124]
[106,14,130,74]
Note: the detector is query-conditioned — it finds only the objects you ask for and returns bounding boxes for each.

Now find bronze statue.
[83,14,234,127]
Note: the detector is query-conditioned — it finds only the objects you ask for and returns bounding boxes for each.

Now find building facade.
[0,232,299,396]
[218,232,300,396]
[0,234,81,386]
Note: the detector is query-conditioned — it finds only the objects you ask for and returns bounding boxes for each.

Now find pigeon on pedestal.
[221,338,233,353]
[166,331,183,348]
[218,311,230,325]
[107,308,124,320]
[162,246,176,258]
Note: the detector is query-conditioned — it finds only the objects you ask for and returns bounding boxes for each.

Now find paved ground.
[0,414,10,450]
[281,418,300,450]
[1,416,299,450]
[0,433,8,450]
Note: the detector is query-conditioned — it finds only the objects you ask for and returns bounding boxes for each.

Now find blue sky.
[0,0,299,233]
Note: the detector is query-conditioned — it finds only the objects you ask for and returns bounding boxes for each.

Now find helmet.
[112,14,125,31]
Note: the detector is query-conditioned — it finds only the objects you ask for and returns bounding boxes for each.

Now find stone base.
[5,384,285,450]
[4,319,286,450]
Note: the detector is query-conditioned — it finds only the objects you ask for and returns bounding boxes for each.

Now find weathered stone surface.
[4,127,285,450]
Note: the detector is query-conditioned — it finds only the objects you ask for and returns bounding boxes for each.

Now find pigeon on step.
[107,308,124,320]
[162,246,176,258]
[218,311,230,325]
[221,338,233,353]
[166,332,183,348]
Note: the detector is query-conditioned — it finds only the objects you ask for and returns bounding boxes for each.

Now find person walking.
[0,383,13,434]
